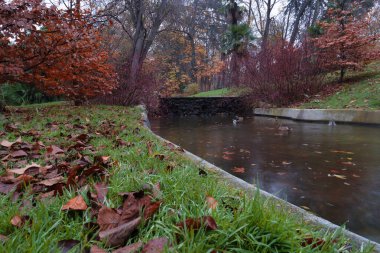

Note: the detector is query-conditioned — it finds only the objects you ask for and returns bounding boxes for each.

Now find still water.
[151,115,380,242]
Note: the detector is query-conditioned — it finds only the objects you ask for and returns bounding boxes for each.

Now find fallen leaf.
[341,161,355,166]
[301,237,326,248]
[58,239,80,253]
[232,167,245,173]
[113,241,143,253]
[94,182,108,203]
[206,196,218,210]
[97,206,121,231]
[222,155,232,161]
[46,145,64,156]
[62,195,88,211]
[8,163,41,175]
[0,234,8,243]
[282,161,292,165]
[352,174,361,178]
[10,150,28,158]
[99,217,141,247]
[142,237,168,253]
[38,176,65,187]
[11,215,25,227]
[331,150,354,155]
[90,245,107,253]
[143,201,161,220]
[177,216,217,231]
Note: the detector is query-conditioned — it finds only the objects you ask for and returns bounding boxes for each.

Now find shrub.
[184,83,200,96]
[242,39,325,106]
[0,83,60,106]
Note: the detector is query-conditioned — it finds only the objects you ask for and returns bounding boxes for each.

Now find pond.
[150,115,380,242]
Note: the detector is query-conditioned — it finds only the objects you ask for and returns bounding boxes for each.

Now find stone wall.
[160,97,250,116]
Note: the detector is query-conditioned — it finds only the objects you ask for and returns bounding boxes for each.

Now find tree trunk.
[262,0,272,48]
[339,68,345,83]
[289,0,311,45]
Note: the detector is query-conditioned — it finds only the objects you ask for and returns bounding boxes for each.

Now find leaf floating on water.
[344,182,351,186]
[341,161,355,166]
[352,174,360,178]
[232,167,245,173]
[331,150,354,155]
[300,206,310,210]
[222,155,232,161]
[328,174,347,180]
[251,163,256,166]
[282,161,292,165]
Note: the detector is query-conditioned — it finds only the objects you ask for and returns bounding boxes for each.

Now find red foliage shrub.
[242,39,325,106]
[92,59,161,110]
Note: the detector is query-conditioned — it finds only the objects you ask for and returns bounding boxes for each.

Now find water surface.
[151,115,380,242]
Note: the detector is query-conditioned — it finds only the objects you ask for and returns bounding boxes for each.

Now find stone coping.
[254,108,380,125]
[138,105,380,252]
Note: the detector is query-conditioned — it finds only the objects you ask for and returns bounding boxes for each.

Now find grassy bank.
[0,105,374,252]
[301,62,380,110]
[191,87,249,97]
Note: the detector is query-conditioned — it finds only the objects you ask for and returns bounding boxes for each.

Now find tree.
[312,4,379,82]
[0,0,117,102]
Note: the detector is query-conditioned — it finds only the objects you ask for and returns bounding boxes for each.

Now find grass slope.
[0,104,374,252]
[302,63,380,110]
[191,87,249,97]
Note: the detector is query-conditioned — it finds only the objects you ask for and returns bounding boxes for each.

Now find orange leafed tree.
[312,6,380,82]
[0,0,117,101]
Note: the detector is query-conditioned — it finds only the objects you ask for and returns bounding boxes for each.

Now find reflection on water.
[150,115,380,242]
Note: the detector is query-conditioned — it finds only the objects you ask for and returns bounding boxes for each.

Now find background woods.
[1,0,379,108]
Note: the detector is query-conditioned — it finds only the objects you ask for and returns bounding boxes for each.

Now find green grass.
[301,63,380,110]
[191,87,250,97]
[0,105,375,252]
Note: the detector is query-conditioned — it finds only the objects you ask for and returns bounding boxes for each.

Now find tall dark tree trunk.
[262,0,272,48]
[289,0,311,45]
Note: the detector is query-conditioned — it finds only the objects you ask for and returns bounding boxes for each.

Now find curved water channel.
[150,115,380,242]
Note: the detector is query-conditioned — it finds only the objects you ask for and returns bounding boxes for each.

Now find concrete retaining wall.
[159,97,250,116]
[138,105,380,252]
[254,108,380,125]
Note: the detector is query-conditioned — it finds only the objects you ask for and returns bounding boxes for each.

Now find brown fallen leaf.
[142,237,168,253]
[154,154,166,161]
[206,196,218,210]
[97,206,121,231]
[10,215,30,228]
[232,167,245,173]
[62,195,88,211]
[58,239,80,253]
[0,234,8,243]
[301,237,326,248]
[222,155,232,161]
[1,139,17,148]
[177,216,217,231]
[46,145,64,156]
[113,241,143,253]
[147,141,153,156]
[10,150,28,158]
[94,182,108,203]
[143,201,161,220]
[38,176,65,187]
[330,150,354,155]
[8,163,41,176]
[90,245,107,253]
[99,217,141,247]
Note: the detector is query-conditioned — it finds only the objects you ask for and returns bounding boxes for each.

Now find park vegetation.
[0,0,379,108]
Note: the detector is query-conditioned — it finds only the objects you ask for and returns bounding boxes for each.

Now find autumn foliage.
[0,0,117,101]
[312,7,380,82]
[243,39,324,106]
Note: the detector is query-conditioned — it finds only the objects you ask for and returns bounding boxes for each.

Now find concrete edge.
[254,108,380,125]
[138,105,380,252]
